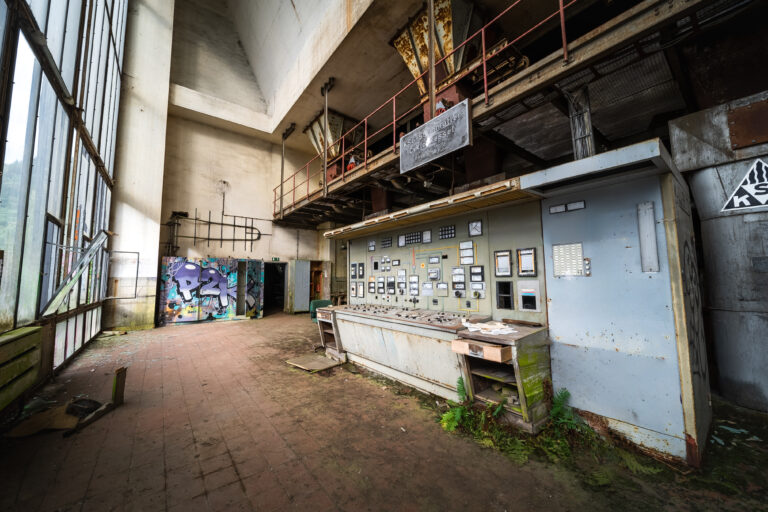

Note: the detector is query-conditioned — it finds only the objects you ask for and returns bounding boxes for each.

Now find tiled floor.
[0,313,598,511]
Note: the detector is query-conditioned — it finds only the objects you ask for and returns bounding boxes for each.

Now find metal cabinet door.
[289,260,311,313]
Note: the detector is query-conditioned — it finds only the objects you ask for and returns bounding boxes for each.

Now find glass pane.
[47,104,69,218]
[84,309,92,343]
[83,158,96,237]
[54,319,66,367]
[107,71,120,176]
[118,0,127,65]
[79,257,88,305]
[65,314,75,358]
[17,78,59,324]
[99,46,115,152]
[74,312,84,350]
[61,0,82,90]
[91,9,110,143]
[84,0,104,128]
[40,220,60,312]
[0,34,42,331]
[0,2,7,60]
[46,0,68,68]
[29,0,50,31]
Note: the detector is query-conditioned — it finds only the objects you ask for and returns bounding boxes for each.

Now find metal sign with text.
[400,99,472,174]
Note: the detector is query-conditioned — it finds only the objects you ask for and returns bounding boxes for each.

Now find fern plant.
[456,376,468,402]
[549,388,586,435]
[616,448,662,475]
[440,406,465,432]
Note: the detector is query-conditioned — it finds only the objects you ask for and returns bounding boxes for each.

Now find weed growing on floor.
[437,379,666,480]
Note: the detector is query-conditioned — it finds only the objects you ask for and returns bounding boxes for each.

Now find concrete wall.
[161,115,320,262]
[228,0,373,120]
[105,0,175,330]
[171,0,266,112]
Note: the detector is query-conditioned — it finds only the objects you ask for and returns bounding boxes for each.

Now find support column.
[104,0,175,330]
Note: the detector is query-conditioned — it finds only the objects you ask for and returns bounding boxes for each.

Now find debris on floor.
[5,367,128,438]
[286,353,341,372]
[6,401,81,437]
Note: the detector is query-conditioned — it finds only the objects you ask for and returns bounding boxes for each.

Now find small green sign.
[272,257,280,261]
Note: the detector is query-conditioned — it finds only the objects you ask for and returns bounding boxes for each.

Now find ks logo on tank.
[722,159,768,212]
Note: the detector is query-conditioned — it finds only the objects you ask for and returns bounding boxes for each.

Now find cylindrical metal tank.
[687,158,768,411]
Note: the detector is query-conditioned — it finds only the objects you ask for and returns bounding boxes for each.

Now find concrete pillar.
[104,0,175,330]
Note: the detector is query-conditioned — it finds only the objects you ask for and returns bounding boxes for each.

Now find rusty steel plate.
[728,99,768,150]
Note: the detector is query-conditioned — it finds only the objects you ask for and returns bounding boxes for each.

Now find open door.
[263,262,285,316]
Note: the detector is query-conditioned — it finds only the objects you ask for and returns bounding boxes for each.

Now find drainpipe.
[279,123,295,220]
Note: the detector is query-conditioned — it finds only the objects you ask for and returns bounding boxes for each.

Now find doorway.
[310,260,324,302]
[263,262,286,316]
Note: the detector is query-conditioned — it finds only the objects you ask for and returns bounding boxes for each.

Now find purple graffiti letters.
[200,267,231,307]
[174,262,201,302]
[172,261,237,310]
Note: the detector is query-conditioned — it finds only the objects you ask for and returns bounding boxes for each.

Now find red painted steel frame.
[273,0,578,217]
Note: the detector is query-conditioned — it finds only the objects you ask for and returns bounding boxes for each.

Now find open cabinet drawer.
[451,338,512,363]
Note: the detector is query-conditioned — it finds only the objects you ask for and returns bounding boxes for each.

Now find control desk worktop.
[331,304,469,333]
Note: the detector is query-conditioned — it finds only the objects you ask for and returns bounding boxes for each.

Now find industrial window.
[497,282,513,310]
[381,237,392,248]
[404,232,422,245]
[0,0,129,363]
[439,224,456,239]
[0,34,42,331]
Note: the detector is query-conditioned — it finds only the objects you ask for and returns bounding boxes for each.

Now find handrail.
[274,0,579,217]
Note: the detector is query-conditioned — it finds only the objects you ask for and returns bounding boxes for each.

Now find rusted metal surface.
[728,99,768,150]
[392,0,473,95]
[670,91,768,172]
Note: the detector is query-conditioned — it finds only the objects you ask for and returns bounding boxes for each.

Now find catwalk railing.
[273,0,577,218]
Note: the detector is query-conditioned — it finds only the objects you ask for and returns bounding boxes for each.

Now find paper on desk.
[461,319,518,335]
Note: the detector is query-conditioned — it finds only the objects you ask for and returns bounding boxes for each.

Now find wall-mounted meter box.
[358,263,364,278]
[436,282,449,297]
[351,263,357,279]
[428,268,440,280]
[517,280,541,312]
[470,282,486,299]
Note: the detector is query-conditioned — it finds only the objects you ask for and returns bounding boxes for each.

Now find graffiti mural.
[159,257,239,324]
[245,260,264,318]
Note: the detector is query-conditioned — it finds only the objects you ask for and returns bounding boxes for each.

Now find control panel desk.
[453,326,551,433]
[330,305,471,401]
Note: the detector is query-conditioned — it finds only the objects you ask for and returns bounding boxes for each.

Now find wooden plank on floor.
[286,354,341,372]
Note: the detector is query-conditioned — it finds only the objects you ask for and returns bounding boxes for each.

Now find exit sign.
[272,257,280,261]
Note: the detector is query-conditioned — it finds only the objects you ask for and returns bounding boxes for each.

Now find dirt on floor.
[0,313,766,512]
